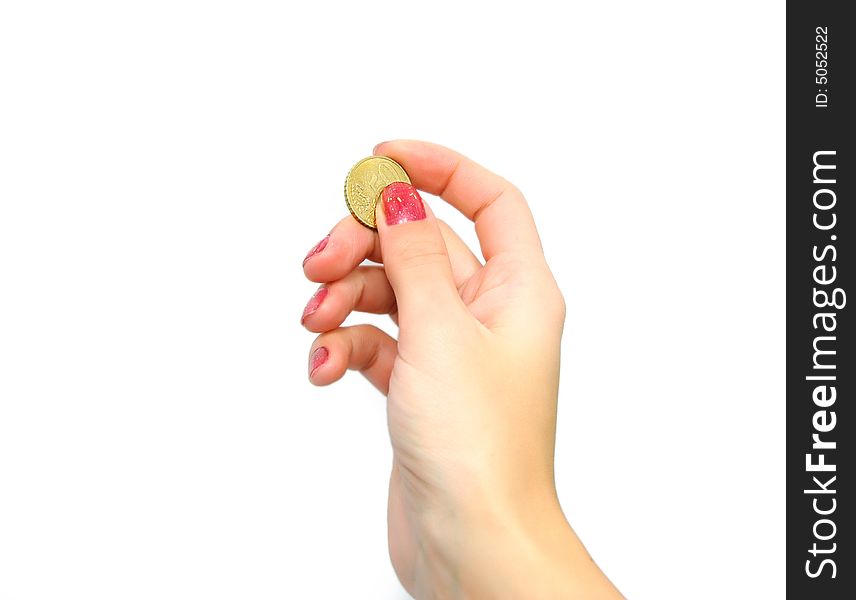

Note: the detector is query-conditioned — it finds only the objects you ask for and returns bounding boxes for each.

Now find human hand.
[302,140,621,598]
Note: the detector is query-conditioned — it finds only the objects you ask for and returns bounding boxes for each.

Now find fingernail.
[381,182,426,226]
[373,141,388,154]
[301,286,328,324]
[303,234,330,266]
[309,346,329,376]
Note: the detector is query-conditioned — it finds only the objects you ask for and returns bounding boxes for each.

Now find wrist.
[414,488,620,599]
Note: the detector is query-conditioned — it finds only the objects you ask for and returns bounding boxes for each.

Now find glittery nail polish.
[309,346,329,376]
[301,286,328,324]
[303,235,330,266]
[381,182,426,226]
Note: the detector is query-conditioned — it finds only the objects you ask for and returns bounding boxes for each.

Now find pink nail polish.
[303,235,330,266]
[381,182,426,226]
[309,346,329,376]
[301,286,328,323]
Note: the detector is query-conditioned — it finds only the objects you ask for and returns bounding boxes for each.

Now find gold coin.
[344,156,410,229]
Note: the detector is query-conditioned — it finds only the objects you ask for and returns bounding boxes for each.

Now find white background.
[0,1,784,598]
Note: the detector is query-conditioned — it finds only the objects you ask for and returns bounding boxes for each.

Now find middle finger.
[301,265,396,333]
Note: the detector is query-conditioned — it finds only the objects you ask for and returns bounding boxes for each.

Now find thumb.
[375,182,462,327]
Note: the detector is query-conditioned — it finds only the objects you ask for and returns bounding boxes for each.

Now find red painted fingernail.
[381,182,426,226]
[309,346,329,376]
[301,286,328,324]
[303,235,330,266]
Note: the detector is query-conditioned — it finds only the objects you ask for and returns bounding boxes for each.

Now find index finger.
[373,140,542,261]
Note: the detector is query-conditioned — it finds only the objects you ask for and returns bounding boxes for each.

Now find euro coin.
[344,156,411,229]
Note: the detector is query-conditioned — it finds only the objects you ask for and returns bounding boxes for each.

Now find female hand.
[302,140,621,598]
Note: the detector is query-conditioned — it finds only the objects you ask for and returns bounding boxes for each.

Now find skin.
[302,140,623,599]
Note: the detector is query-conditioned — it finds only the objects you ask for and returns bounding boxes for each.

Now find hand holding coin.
[301,141,621,599]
